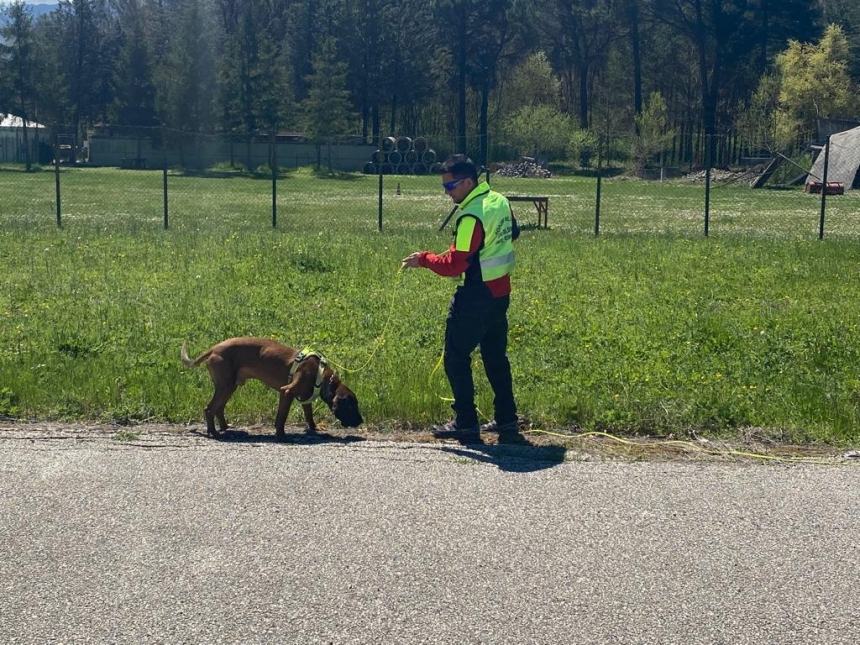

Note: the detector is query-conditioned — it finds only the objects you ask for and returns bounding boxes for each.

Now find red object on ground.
[805,181,845,195]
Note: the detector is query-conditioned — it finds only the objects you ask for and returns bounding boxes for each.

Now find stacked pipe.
[363,136,440,175]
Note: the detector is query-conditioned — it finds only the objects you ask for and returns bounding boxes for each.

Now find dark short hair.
[440,154,478,182]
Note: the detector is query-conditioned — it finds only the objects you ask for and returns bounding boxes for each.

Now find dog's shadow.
[193,428,365,446]
[434,431,567,473]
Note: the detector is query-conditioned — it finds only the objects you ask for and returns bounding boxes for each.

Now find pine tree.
[162,0,217,133]
[537,0,616,130]
[0,1,38,170]
[111,0,157,128]
[217,0,292,170]
[301,36,353,171]
[48,0,114,160]
[253,0,292,136]
[342,0,387,142]
[216,0,260,169]
[818,0,860,78]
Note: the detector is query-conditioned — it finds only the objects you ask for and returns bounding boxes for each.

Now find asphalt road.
[1,424,858,644]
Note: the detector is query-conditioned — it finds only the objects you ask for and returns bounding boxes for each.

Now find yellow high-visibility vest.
[454,181,515,281]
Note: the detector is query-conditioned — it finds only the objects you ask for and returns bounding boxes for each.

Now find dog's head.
[330,383,363,428]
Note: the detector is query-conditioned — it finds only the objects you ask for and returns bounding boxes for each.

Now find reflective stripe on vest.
[456,181,515,281]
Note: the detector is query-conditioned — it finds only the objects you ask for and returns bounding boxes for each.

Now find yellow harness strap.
[288,349,327,403]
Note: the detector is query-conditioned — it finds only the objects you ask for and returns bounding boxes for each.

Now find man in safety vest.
[402,154,519,440]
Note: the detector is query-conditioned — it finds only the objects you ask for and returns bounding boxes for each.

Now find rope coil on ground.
[524,429,842,465]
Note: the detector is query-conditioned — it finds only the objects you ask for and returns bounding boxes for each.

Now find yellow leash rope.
[325,266,405,375]
[297,267,404,420]
[318,270,845,459]
[524,429,841,465]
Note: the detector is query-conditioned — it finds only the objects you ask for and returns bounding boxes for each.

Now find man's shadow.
[192,427,365,446]
[432,428,566,473]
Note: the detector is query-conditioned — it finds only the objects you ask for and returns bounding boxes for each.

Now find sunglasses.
[442,177,467,192]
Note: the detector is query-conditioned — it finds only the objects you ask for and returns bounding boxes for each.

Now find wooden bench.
[507,195,549,228]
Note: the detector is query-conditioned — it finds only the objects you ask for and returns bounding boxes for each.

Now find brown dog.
[180,337,363,438]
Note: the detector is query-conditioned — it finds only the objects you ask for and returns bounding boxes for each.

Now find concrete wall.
[87,134,375,172]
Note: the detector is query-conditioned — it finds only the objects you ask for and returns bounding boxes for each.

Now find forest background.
[1,0,859,171]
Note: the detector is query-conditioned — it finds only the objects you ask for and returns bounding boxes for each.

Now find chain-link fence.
[0,126,858,239]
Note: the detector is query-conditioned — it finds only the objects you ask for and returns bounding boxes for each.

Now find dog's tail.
[180,341,211,368]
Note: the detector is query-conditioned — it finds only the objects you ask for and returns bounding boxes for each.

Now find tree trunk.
[456,19,467,153]
[626,0,643,124]
[759,0,769,74]
[371,104,380,144]
[578,64,589,129]
[479,81,489,167]
[692,0,718,161]
[671,132,677,166]
[561,68,574,115]
[72,7,85,165]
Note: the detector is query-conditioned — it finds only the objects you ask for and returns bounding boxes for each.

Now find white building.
[0,113,48,163]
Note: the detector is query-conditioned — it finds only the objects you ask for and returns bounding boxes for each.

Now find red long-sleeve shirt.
[417,215,511,298]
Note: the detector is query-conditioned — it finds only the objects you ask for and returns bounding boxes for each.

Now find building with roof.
[0,113,49,163]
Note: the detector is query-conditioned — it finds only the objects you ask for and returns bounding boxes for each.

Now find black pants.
[444,287,516,427]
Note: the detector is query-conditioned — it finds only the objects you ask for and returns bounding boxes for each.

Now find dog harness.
[288,349,329,403]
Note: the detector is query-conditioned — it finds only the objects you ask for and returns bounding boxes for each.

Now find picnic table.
[507,195,549,228]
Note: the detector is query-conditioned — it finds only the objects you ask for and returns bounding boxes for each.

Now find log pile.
[683,168,762,184]
[493,158,552,178]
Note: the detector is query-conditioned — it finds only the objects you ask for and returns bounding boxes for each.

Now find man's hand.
[401,252,423,269]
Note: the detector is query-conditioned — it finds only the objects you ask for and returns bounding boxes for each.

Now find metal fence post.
[704,134,711,237]
[594,135,603,236]
[161,124,170,231]
[271,132,277,229]
[819,134,831,240]
[377,133,383,232]
[54,138,61,228]
[163,158,168,230]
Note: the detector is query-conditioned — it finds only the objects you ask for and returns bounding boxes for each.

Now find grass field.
[2,165,860,443]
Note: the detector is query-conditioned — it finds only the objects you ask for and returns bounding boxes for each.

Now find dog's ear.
[335,380,354,396]
[332,388,362,427]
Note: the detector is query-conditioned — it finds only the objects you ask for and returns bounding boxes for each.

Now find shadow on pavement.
[192,428,365,445]
[433,429,566,473]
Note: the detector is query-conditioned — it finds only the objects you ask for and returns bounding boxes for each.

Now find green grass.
[2,165,860,443]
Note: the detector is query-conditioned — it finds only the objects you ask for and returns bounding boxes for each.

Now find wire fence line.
[4,122,818,174]
[0,128,857,240]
